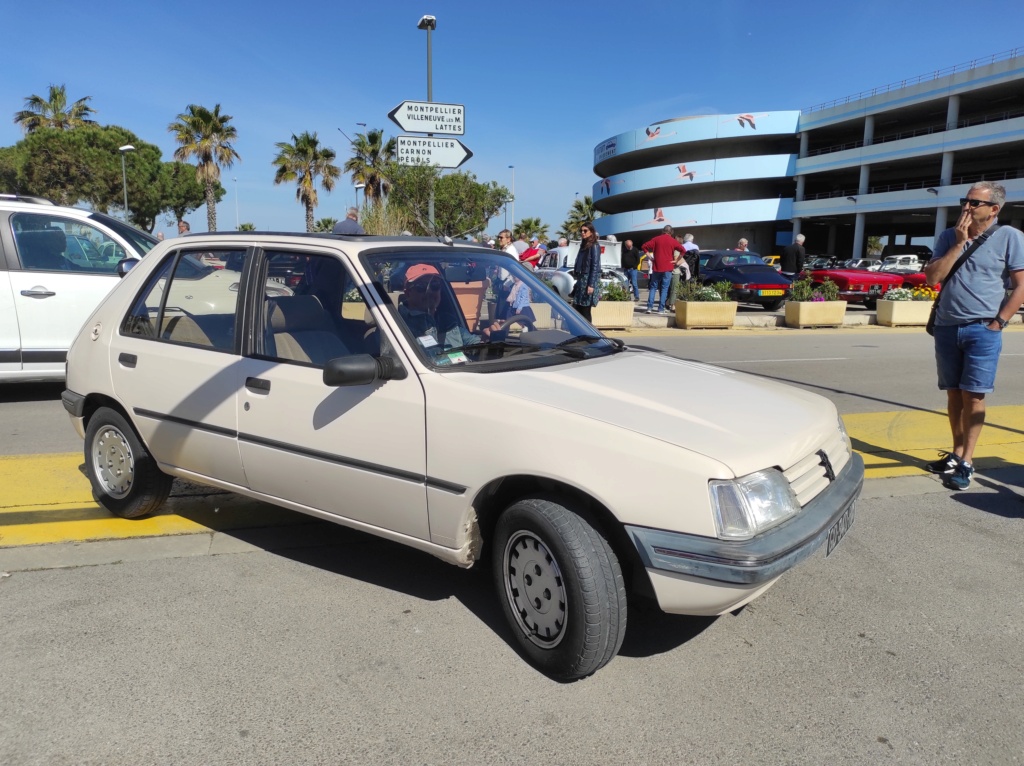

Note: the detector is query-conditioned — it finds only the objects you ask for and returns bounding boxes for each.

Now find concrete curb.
[622,306,1023,330]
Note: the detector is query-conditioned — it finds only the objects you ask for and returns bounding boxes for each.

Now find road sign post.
[388,101,465,136]
[396,136,474,169]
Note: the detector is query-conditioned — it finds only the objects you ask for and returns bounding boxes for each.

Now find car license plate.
[826,503,855,556]
[758,289,784,296]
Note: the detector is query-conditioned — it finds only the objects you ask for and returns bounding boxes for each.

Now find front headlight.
[709,469,801,540]
[838,415,852,452]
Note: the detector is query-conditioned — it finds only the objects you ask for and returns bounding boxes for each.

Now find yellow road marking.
[3,405,1023,548]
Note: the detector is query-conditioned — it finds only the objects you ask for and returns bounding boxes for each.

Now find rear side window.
[11,212,127,274]
[120,249,247,351]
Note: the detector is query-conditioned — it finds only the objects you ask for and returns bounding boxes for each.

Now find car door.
[6,212,134,375]
[0,227,21,377]
[106,246,250,488]
[235,247,430,540]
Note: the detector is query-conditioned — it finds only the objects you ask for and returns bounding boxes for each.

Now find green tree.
[238,222,256,231]
[343,128,395,204]
[14,84,96,133]
[168,104,240,231]
[313,217,338,233]
[559,195,597,239]
[159,161,223,229]
[272,131,340,233]
[385,163,509,238]
[513,216,548,242]
[866,236,883,256]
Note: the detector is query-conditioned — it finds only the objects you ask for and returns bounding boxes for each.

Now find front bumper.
[626,452,863,586]
[61,389,87,439]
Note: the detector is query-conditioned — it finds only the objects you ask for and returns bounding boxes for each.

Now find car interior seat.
[266,295,349,366]
[17,228,70,271]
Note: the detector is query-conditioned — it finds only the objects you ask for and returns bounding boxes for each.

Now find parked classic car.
[697,250,793,310]
[801,265,904,309]
[63,232,862,680]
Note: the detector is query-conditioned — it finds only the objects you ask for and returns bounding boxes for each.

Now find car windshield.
[362,249,621,371]
[88,212,159,255]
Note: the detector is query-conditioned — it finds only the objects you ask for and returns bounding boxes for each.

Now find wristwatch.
[993,316,1009,329]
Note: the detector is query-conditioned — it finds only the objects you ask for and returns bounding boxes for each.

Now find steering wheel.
[486,313,536,343]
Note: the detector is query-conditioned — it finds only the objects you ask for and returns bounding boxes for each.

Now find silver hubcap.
[91,425,135,500]
[502,531,567,648]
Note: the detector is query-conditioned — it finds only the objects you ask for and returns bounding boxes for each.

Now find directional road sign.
[388,100,465,135]
[396,136,473,169]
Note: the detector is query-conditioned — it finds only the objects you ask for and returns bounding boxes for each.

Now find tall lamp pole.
[355,182,365,210]
[418,14,437,232]
[118,145,135,222]
[233,177,239,230]
[508,165,515,230]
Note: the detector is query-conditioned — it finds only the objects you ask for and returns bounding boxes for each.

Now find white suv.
[0,196,157,382]
[63,232,862,679]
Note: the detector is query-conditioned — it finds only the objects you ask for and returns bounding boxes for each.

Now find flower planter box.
[674,301,738,329]
[876,299,932,327]
[785,300,847,328]
[590,301,634,329]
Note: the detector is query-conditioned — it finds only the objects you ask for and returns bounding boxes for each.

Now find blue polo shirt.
[931,225,1024,325]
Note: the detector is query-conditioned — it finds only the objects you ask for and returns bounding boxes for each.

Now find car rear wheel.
[493,497,627,681]
[863,299,877,310]
[85,407,172,519]
[763,298,786,311]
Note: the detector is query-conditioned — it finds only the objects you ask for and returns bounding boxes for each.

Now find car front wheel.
[85,407,172,519]
[492,498,627,681]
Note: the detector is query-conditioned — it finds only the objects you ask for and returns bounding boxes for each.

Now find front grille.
[782,429,852,506]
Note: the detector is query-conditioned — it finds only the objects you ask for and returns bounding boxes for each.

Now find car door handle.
[20,289,56,298]
[118,353,137,368]
[246,377,271,393]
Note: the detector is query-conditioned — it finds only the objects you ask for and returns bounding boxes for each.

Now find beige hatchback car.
[63,233,862,680]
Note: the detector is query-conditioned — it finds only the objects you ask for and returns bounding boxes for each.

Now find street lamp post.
[508,165,515,230]
[233,177,239,230]
[118,145,135,222]
[355,182,365,210]
[418,14,437,232]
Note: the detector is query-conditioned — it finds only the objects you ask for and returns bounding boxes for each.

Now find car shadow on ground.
[0,381,65,403]
[168,503,714,678]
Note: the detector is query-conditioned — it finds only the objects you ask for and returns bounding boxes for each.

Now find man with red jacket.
[642,224,684,314]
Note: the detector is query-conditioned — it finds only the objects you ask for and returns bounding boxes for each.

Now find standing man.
[620,239,642,301]
[520,236,542,269]
[642,225,684,314]
[512,233,529,256]
[781,233,806,275]
[177,220,191,236]
[551,237,571,267]
[681,232,700,282]
[493,229,519,320]
[332,207,366,235]
[922,182,1024,490]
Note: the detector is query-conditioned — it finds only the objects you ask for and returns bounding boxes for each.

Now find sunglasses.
[411,278,442,293]
[581,228,591,233]
[960,197,996,208]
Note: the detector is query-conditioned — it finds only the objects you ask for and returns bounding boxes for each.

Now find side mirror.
[323,355,407,387]
[116,258,139,278]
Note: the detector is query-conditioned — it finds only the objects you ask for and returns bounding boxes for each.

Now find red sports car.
[802,267,904,309]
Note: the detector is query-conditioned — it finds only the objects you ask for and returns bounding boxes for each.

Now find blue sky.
[3,1,1023,238]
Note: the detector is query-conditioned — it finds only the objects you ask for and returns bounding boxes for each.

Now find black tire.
[84,407,172,519]
[492,498,627,681]
[863,299,877,310]
[763,298,786,311]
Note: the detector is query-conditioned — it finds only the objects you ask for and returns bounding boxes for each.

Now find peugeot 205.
[62,232,862,680]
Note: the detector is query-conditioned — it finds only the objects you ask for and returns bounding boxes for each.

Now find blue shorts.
[934,321,1003,394]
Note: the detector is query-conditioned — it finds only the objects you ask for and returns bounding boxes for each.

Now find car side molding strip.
[131,407,467,495]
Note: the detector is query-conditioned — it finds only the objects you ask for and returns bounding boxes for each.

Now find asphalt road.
[1,330,1023,764]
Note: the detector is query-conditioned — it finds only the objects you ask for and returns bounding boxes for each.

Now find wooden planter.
[675,301,738,329]
[876,299,932,327]
[785,300,847,328]
[590,301,634,329]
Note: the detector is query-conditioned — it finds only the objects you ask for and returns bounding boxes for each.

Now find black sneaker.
[942,460,974,490]
[924,451,959,475]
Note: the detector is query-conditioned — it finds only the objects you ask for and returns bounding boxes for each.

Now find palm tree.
[168,104,240,231]
[272,132,341,233]
[513,216,548,242]
[14,84,96,133]
[343,128,395,204]
[559,195,598,239]
[313,217,338,233]
[238,222,256,231]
